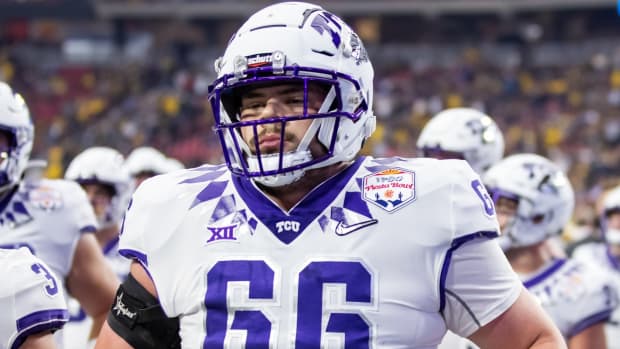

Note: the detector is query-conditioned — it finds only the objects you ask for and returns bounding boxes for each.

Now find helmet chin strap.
[249,87,337,187]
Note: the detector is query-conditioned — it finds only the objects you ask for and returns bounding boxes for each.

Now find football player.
[0,247,68,349]
[417,108,508,349]
[63,146,133,349]
[573,185,620,348]
[95,2,565,348]
[484,154,618,349]
[0,82,119,346]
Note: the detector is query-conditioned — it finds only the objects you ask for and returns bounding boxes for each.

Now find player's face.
[608,211,620,230]
[608,211,620,255]
[495,196,518,231]
[134,170,157,189]
[81,183,114,221]
[238,83,326,155]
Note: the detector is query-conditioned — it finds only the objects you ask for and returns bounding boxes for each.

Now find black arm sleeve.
[107,274,181,349]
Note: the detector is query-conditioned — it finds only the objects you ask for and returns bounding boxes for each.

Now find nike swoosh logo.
[335,219,378,236]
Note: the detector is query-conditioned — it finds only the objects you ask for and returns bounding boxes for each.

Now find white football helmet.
[65,147,132,228]
[417,108,504,174]
[125,146,176,177]
[602,186,620,244]
[483,153,575,249]
[208,1,376,187]
[164,158,185,172]
[0,82,34,194]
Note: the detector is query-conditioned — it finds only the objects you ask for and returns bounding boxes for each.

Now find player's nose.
[259,97,287,118]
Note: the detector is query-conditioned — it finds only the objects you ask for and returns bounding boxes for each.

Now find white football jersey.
[119,157,522,348]
[442,254,619,349]
[0,247,68,349]
[573,242,620,348]
[0,179,98,281]
[0,179,98,347]
[522,258,617,338]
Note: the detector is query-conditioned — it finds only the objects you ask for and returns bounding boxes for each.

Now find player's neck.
[505,241,554,274]
[259,161,351,211]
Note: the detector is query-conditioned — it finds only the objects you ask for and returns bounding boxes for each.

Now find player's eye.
[239,102,266,119]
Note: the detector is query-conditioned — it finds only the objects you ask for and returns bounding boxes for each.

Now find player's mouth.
[259,134,282,148]
[257,134,292,153]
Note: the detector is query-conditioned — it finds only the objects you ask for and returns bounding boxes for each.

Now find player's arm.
[66,233,120,339]
[94,262,153,349]
[94,261,181,349]
[19,331,59,349]
[468,288,566,349]
[567,322,606,349]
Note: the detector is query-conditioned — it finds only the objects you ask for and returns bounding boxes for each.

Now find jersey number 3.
[204,260,372,348]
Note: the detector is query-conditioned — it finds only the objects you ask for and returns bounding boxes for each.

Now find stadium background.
[1,0,619,242]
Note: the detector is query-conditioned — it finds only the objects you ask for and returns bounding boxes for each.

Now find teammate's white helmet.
[65,147,132,228]
[164,158,185,172]
[483,153,575,249]
[0,82,34,193]
[417,108,504,174]
[208,1,376,187]
[125,146,172,176]
[602,186,620,244]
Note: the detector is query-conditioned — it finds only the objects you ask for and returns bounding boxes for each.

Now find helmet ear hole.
[0,129,16,149]
[531,214,545,224]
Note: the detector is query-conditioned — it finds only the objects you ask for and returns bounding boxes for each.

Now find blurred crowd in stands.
[1,6,619,243]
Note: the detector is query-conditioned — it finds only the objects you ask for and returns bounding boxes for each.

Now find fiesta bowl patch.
[362,168,415,212]
[29,186,63,211]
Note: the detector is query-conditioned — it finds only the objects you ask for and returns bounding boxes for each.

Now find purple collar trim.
[232,157,366,244]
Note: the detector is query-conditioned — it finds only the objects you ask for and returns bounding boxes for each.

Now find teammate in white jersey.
[416,108,509,349]
[483,153,618,349]
[124,146,184,189]
[573,185,620,348]
[0,82,119,345]
[95,2,564,348]
[0,247,68,349]
[63,147,133,349]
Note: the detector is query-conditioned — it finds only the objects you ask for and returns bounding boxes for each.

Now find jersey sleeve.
[117,174,188,270]
[117,173,197,317]
[117,181,151,268]
[8,248,69,349]
[441,237,522,337]
[441,160,521,337]
[447,160,500,240]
